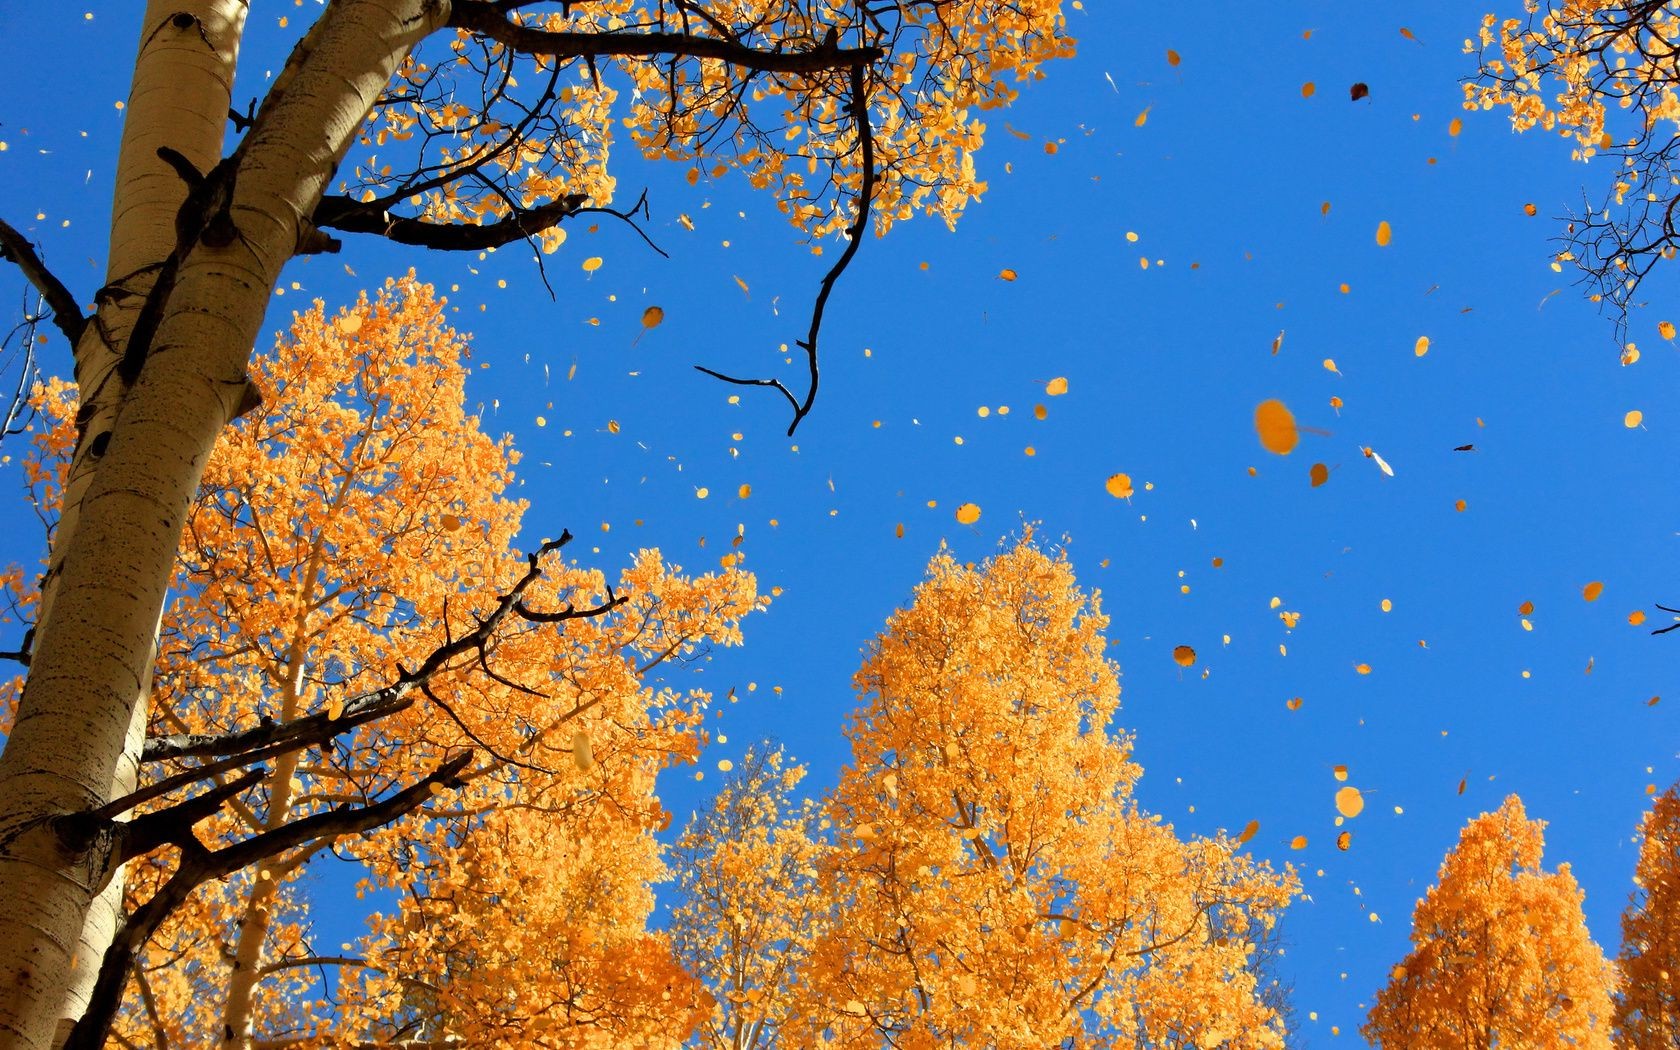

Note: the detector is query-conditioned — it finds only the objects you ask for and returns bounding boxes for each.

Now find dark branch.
[451,2,884,72]
[63,753,474,1050]
[0,217,85,345]
[695,63,877,434]
[314,193,587,250]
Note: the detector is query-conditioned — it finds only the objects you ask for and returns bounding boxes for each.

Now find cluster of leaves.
[5,275,766,1047]
[1468,0,1680,322]
[673,538,1301,1049]
[357,0,1077,248]
[1365,789,1680,1048]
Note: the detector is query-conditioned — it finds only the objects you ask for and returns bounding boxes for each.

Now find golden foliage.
[1364,795,1616,1049]
[1614,782,1680,1047]
[13,275,763,1048]
[798,536,1299,1047]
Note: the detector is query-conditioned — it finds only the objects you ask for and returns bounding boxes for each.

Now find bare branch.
[695,63,877,434]
[450,1,884,73]
[314,193,587,250]
[0,217,85,345]
[63,752,475,1050]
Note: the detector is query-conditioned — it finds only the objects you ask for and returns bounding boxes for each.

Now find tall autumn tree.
[773,537,1299,1048]
[670,744,832,1050]
[1615,782,1680,1048]
[4,275,762,1049]
[1364,795,1617,1049]
[1467,1,1680,327]
[0,0,1076,1044]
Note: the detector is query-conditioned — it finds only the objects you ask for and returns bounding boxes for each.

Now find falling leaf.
[1237,820,1260,844]
[1381,598,1393,612]
[641,305,664,328]
[1045,376,1069,396]
[1363,447,1395,476]
[1286,696,1304,711]
[1271,330,1286,354]
[1290,835,1308,849]
[1355,663,1373,675]
[1309,462,1329,487]
[1302,81,1316,98]
[1323,358,1340,374]
[1167,48,1181,66]
[998,268,1018,282]
[1415,335,1430,357]
[733,274,750,296]
[581,256,603,272]
[1582,581,1604,602]
[1449,117,1463,136]
[1457,777,1467,796]
[1455,499,1468,512]
[955,502,982,525]
[1630,610,1647,626]
[1135,106,1151,126]
[1172,645,1197,667]
[1333,765,1349,782]
[1625,409,1644,428]
[1375,221,1393,247]
[1337,830,1352,851]
[1105,473,1133,499]
[1524,202,1538,216]
[1254,400,1300,455]
[1335,786,1365,818]
[1662,321,1677,340]
[1350,82,1370,101]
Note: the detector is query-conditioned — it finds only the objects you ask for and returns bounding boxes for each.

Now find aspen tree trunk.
[0,3,450,1047]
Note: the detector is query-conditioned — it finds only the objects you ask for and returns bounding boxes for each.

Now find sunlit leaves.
[1045,376,1069,396]
[955,502,982,525]
[1173,644,1197,667]
[1105,472,1133,498]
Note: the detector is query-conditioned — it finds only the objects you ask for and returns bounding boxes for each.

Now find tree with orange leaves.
[4,274,762,1048]
[1615,782,1680,1048]
[1467,2,1680,329]
[1364,795,1617,1049]
[671,744,833,1050]
[766,537,1300,1048]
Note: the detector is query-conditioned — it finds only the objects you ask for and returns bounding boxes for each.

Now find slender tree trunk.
[0,3,449,1046]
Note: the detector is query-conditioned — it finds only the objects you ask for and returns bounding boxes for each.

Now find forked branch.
[0,217,85,345]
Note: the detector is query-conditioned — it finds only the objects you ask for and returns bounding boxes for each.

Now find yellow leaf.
[1237,820,1259,844]
[1355,663,1372,675]
[1135,106,1151,126]
[1045,376,1068,396]
[1449,117,1463,136]
[1625,409,1644,428]
[1290,835,1308,849]
[955,502,981,525]
[1309,462,1329,487]
[581,256,603,272]
[1375,221,1393,247]
[1335,786,1364,818]
[642,306,665,328]
[1414,335,1430,357]
[1302,81,1316,98]
[1583,580,1604,602]
[1254,399,1300,455]
[1166,48,1181,66]
[1630,609,1647,625]
[998,268,1018,282]
[1381,598,1392,612]
[1662,321,1677,340]
[1172,644,1196,667]
[1105,472,1133,498]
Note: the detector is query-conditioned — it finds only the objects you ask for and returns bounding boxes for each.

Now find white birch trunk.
[0,3,450,1046]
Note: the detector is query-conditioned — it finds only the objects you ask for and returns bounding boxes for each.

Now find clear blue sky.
[3,2,1677,1042]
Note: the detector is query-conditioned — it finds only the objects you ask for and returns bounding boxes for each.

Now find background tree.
[1363,795,1617,1049]
[0,0,1076,1043]
[1468,1,1680,330]
[1615,781,1680,1049]
[790,536,1298,1048]
[5,275,762,1048]
[670,743,833,1050]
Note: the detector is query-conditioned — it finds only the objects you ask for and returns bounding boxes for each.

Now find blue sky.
[3,1,1679,1042]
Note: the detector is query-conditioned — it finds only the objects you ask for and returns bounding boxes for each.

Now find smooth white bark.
[0,3,448,1047]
